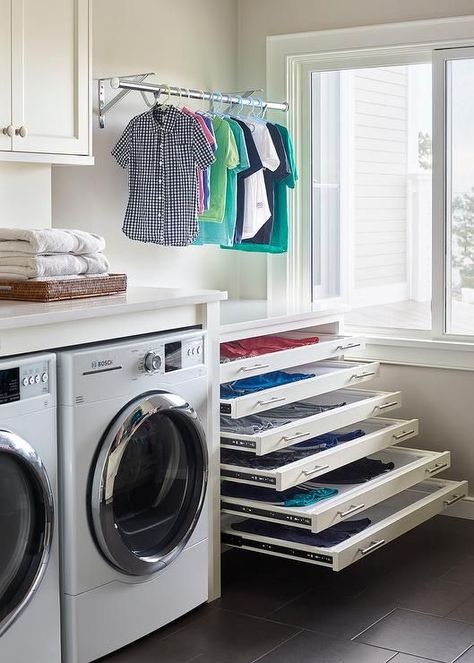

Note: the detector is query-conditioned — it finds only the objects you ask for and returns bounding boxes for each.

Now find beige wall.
[0,163,51,227]
[52,0,240,293]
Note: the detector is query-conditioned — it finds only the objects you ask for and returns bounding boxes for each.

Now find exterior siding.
[352,66,409,295]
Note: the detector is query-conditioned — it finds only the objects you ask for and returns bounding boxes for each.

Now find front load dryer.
[0,353,61,663]
[57,330,209,663]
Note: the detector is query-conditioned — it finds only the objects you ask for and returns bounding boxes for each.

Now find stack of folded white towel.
[0,229,111,280]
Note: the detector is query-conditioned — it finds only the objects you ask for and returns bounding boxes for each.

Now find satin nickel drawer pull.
[373,401,399,412]
[240,363,271,373]
[426,463,449,474]
[282,431,311,442]
[338,503,366,519]
[359,539,386,556]
[392,429,416,440]
[256,396,286,407]
[336,342,361,352]
[350,371,376,380]
[444,494,464,506]
[300,464,330,477]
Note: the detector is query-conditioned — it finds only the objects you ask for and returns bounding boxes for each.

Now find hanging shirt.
[223,122,297,254]
[199,117,239,223]
[244,122,291,245]
[199,114,217,210]
[112,105,215,246]
[194,119,249,246]
[181,107,216,214]
[232,120,264,243]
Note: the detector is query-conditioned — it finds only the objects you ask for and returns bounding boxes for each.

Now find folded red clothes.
[221,335,319,359]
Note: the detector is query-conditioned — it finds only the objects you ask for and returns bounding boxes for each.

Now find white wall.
[52,0,240,294]
[0,163,51,227]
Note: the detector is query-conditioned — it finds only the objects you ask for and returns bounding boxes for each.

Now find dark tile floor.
[100,516,474,663]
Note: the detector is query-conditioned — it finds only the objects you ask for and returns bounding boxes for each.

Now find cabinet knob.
[2,125,14,137]
[15,126,28,138]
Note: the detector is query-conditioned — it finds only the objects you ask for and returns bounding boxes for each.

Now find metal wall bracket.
[97,73,155,128]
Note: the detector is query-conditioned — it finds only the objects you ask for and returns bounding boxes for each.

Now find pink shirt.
[182,107,216,213]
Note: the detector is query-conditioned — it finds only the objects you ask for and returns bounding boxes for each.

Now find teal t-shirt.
[195,118,249,245]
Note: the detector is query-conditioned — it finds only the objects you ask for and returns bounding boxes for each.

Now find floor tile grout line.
[351,607,398,641]
[262,587,316,620]
[451,642,474,662]
[249,629,303,663]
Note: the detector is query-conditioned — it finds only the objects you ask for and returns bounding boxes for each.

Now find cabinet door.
[11,0,90,155]
[0,0,12,150]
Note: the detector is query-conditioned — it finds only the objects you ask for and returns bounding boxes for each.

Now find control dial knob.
[144,352,162,373]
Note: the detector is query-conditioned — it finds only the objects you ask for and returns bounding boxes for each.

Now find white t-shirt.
[241,120,280,239]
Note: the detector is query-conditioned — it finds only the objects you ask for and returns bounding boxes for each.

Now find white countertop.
[0,286,227,330]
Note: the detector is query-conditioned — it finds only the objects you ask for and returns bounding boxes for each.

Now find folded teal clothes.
[221,370,315,399]
[221,481,338,507]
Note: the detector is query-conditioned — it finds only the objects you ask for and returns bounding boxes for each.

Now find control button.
[42,373,48,383]
[191,347,195,356]
[144,352,162,374]
[34,374,40,384]
[197,346,201,355]
[28,376,35,385]
[187,348,191,356]
[22,377,29,387]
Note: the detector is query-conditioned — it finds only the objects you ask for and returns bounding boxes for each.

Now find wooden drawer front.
[220,359,380,419]
[221,479,468,571]
[221,417,419,491]
[221,447,450,532]
[220,334,366,383]
[221,388,402,456]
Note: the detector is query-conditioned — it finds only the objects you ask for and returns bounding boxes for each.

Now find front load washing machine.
[57,330,210,663]
[0,353,61,663]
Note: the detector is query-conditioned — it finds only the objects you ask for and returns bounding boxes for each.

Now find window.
[312,63,432,331]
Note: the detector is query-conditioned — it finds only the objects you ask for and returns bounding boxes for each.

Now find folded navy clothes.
[231,518,371,547]
[220,413,293,435]
[220,370,315,399]
[316,457,395,485]
[221,428,367,470]
[221,481,338,507]
[293,429,365,450]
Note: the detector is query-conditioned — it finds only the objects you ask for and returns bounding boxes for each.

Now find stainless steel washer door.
[90,391,208,576]
[0,430,54,637]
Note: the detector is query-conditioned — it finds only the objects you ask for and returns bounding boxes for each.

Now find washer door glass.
[0,432,53,637]
[90,391,208,576]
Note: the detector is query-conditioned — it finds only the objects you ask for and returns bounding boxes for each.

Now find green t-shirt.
[195,118,249,246]
[199,117,239,223]
[221,122,297,253]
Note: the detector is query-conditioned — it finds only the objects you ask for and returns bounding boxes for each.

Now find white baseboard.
[442,496,474,520]
[351,282,409,308]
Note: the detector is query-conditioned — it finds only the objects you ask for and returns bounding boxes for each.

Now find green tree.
[452,188,474,288]
[418,131,432,170]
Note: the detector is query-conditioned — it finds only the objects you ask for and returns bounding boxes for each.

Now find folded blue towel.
[221,370,315,399]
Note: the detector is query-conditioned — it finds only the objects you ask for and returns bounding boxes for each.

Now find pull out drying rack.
[97,73,289,128]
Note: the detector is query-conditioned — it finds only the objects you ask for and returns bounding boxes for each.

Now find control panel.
[0,359,51,405]
[138,335,204,376]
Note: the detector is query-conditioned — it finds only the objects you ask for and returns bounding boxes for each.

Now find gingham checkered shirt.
[112,105,215,246]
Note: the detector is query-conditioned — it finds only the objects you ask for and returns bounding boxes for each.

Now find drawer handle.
[240,363,271,373]
[337,503,366,519]
[282,431,311,443]
[300,464,330,477]
[444,494,465,507]
[426,462,449,474]
[373,401,399,412]
[392,429,416,441]
[359,539,386,556]
[256,396,287,407]
[336,342,362,352]
[350,371,376,380]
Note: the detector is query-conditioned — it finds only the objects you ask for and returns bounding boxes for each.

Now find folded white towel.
[0,228,106,255]
[0,253,110,280]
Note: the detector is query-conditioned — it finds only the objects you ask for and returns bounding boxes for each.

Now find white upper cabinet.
[0,0,12,150]
[2,0,91,162]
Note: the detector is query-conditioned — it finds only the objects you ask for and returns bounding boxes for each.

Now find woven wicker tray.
[0,273,127,302]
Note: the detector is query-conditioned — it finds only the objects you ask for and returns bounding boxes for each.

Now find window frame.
[266,16,474,365]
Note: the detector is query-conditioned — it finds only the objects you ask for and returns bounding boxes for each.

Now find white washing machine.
[0,353,61,663]
[57,330,210,663]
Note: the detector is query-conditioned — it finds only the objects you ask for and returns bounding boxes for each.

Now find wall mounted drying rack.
[97,73,289,128]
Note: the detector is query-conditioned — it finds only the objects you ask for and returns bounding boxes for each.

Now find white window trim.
[266,15,474,369]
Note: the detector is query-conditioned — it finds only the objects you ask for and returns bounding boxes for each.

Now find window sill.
[350,333,474,371]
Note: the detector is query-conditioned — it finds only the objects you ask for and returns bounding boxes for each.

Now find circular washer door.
[0,430,54,637]
[90,390,208,576]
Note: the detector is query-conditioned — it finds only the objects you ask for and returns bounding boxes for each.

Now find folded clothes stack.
[0,228,110,280]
